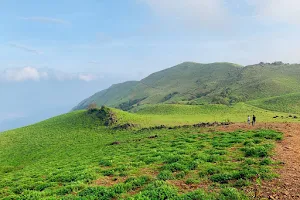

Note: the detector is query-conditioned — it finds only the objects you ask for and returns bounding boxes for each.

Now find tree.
[87,103,98,110]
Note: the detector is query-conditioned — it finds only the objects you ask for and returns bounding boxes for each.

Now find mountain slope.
[248,92,300,114]
[72,81,139,111]
[231,62,300,100]
[73,61,300,112]
[73,62,243,110]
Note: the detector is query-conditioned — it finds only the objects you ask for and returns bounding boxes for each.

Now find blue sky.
[1,0,300,81]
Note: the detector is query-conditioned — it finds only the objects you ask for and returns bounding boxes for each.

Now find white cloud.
[21,17,70,25]
[78,74,98,82]
[0,67,100,82]
[140,0,229,27]
[249,0,300,24]
[9,43,43,55]
[0,67,43,82]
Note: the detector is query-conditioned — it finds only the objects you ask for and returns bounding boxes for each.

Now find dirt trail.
[218,123,300,200]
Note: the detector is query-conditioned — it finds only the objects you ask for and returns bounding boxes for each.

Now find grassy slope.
[73,62,300,114]
[232,63,300,100]
[73,81,139,110]
[0,108,283,199]
[127,103,300,126]
[247,93,300,114]
[73,62,244,109]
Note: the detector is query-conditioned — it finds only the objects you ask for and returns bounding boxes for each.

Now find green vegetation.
[73,62,300,115]
[0,107,284,199]
[248,93,300,114]
[129,103,300,126]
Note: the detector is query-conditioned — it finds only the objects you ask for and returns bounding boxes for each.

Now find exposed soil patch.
[218,123,300,200]
[94,176,127,186]
[167,179,213,193]
[135,122,232,133]
[136,167,159,177]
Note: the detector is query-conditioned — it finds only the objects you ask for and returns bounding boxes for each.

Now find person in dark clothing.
[252,115,256,126]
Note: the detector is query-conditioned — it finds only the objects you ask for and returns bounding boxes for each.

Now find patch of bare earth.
[94,176,127,186]
[218,123,300,200]
[166,179,213,193]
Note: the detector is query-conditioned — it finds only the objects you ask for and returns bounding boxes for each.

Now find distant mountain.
[73,61,300,112]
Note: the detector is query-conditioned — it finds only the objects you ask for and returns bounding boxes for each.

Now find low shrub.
[157,170,174,180]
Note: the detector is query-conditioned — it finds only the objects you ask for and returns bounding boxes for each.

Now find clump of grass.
[175,171,186,179]
[219,187,249,200]
[185,178,200,185]
[164,155,182,164]
[241,146,270,157]
[260,158,273,166]
[78,186,115,199]
[99,159,113,167]
[102,169,115,176]
[130,181,178,200]
[163,162,187,172]
[157,170,174,180]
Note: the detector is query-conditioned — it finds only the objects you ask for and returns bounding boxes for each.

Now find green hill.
[248,93,300,114]
[0,106,285,199]
[73,62,300,113]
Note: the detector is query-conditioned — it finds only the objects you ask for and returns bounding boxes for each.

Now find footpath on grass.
[218,123,300,200]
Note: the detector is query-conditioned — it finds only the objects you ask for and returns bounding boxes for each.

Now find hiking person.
[252,115,256,126]
[247,115,251,125]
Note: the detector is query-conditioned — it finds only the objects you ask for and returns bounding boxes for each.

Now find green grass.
[248,92,300,114]
[127,103,300,126]
[0,108,283,199]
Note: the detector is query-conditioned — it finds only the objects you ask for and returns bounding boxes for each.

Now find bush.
[210,173,233,183]
[218,187,248,200]
[102,169,115,176]
[163,163,187,172]
[87,103,98,110]
[233,179,251,187]
[241,146,269,157]
[187,161,199,170]
[164,155,182,164]
[78,187,115,199]
[179,189,214,200]
[157,170,174,180]
[253,131,282,140]
[99,159,112,167]
[185,178,200,185]
[260,158,272,166]
[175,171,186,179]
[131,181,178,200]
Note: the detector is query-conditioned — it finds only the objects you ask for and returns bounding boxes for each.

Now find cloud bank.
[0,67,100,82]
[0,67,46,82]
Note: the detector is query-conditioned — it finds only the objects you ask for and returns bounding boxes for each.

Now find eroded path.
[218,123,300,200]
